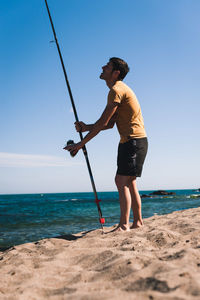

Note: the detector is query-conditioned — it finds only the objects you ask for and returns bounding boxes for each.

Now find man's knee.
[115,174,120,187]
[115,174,133,188]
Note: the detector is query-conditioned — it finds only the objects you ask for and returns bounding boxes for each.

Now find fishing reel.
[65,140,77,157]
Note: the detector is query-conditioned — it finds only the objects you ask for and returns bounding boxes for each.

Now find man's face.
[100,61,114,81]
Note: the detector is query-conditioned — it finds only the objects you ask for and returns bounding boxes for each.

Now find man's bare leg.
[114,174,134,231]
[129,178,143,228]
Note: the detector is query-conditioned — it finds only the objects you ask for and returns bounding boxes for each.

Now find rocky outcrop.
[141,194,150,198]
[140,190,176,198]
[150,190,176,196]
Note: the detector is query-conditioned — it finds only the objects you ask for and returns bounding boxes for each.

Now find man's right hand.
[75,121,87,132]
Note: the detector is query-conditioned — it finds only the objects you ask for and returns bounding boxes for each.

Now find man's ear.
[113,70,120,80]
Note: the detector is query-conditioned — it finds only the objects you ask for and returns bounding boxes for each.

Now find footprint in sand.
[159,250,185,261]
[125,277,178,293]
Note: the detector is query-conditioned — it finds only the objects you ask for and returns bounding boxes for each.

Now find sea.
[0,189,200,250]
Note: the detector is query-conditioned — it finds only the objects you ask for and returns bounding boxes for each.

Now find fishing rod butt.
[100,223,105,234]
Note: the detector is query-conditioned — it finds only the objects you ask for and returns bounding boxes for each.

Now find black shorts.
[117,137,148,177]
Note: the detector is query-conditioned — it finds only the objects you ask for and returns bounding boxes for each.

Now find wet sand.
[1,207,200,299]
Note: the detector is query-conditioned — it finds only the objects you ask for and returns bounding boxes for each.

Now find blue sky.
[0,0,200,194]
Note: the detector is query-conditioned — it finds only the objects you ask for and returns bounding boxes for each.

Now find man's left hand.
[63,142,83,156]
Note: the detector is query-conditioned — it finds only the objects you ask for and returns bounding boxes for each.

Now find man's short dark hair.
[109,57,130,80]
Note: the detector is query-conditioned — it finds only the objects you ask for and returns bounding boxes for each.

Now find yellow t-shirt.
[107,81,147,143]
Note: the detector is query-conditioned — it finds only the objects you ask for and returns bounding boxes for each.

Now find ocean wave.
[59,198,79,202]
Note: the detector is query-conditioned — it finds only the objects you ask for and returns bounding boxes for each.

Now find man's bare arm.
[75,112,117,132]
[81,103,118,144]
[102,112,117,129]
[64,103,118,155]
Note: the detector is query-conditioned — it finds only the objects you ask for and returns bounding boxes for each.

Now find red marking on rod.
[95,199,101,204]
[100,218,105,224]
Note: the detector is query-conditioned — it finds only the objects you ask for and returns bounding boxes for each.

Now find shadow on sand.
[54,229,96,241]
[0,229,97,253]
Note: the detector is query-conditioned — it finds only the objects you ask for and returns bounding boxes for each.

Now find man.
[64,57,148,232]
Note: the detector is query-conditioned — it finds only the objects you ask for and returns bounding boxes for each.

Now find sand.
[1,207,200,300]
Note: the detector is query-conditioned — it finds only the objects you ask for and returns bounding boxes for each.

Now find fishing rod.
[44,0,105,230]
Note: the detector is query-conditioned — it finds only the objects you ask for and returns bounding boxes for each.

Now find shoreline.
[1,207,200,299]
[0,188,199,196]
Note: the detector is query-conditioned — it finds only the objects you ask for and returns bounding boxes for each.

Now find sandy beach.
[1,207,200,300]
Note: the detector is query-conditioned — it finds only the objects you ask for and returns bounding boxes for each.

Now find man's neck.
[106,79,119,89]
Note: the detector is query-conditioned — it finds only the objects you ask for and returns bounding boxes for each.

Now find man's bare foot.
[130,220,143,229]
[113,224,130,232]
[106,224,130,233]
